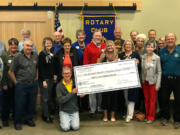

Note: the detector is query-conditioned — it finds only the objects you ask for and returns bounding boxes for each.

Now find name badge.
[8,60,12,64]
[150,63,154,67]
[76,46,79,49]
[174,53,179,57]
[33,60,37,64]
[50,53,54,56]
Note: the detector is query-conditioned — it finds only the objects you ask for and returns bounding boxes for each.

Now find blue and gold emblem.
[174,53,179,57]
[82,14,116,43]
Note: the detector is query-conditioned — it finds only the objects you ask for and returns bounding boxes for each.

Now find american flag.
[54,9,64,39]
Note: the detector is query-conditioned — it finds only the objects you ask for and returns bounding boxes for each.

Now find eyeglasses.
[63,72,71,75]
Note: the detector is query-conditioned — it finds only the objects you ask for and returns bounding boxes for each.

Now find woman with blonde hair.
[119,39,141,122]
[98,40,118,62]
[97,40,118,122]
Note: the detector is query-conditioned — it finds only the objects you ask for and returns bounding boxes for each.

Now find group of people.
[0,27,180,132]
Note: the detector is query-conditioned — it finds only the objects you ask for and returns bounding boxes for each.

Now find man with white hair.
[135,34,146,56]
[18,29,37,52]
[83,29,106,117]
[52,31,63,54]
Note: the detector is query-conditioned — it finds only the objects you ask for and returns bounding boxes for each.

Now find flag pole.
[54,2,64,39]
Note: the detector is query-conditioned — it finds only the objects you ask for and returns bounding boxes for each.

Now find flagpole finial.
[55,3,58,10]
[80,2,88,17]
[109,2,113,7]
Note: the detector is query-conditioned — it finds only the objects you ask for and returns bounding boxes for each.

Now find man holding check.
[56,66,85,131]
[83,29,106,117]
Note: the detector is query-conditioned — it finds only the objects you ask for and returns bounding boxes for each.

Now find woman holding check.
[97,40,118,122]
[119,39,141,123]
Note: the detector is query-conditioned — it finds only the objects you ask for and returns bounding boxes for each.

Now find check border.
[74,59,141,95]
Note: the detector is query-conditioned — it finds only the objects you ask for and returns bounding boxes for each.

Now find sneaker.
[146,120,153,124]
[125,117,131,123]
[174,122,180,129]
[161,119,168,126]
[89,113,96,118]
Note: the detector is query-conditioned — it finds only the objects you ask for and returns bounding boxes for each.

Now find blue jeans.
[59,111,79,131]
[14,81,38,124]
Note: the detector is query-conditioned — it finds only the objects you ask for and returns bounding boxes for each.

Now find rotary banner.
[82,14,116,43]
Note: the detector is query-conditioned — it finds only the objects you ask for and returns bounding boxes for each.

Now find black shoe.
[24,120,35,127]
[89,113,96,118]
[42,116,53,123]
[2,120,9,127]
[14,124,22,130]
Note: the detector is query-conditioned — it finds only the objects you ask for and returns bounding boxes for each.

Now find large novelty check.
[74,59,140,95]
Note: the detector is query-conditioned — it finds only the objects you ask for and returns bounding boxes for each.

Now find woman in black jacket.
[119,39,141,123]
[54,37,80,81]
[97,40,118,122]
[38,37,55,123]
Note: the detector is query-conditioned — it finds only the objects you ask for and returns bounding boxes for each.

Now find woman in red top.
[54,37,80,81]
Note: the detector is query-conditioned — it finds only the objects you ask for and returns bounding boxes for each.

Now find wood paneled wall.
[0,11,54,52]
[0,11,54,104]
[0,0,142,10]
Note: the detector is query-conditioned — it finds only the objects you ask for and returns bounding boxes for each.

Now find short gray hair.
[23,38,33,45]
[136,34,146,41]
[76,29,86,39]
[21,29,31,35]
[62,66,71,73]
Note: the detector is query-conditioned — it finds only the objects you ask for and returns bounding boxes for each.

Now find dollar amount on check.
[74,59,141,95]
